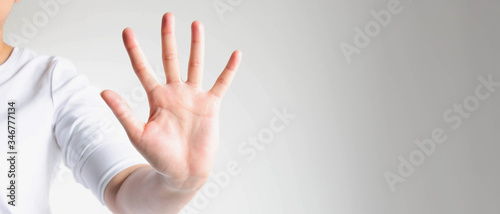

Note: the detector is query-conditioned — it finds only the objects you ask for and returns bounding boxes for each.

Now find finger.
[210,50,242,98]
[101,90,144,143]
[161,12,181,83]
[122,28,159,93]
[187,20,205,87]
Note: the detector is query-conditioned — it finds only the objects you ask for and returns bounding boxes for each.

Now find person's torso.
[0,47,63,213]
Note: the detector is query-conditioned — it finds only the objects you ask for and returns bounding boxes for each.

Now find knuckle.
[115,103,130,118]
[191,38,204,44]
[161,28,175,36]
[125,43,139,52]
[135,63,149,73]
[163,52,178,62]
[216,77,229,87]
[188,61,204,69]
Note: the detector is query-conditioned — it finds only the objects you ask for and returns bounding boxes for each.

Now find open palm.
[101,13,242,190]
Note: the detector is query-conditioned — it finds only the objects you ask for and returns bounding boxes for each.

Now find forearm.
[106,165,202,214]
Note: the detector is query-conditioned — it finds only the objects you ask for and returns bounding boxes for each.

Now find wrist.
[155,171,209,195]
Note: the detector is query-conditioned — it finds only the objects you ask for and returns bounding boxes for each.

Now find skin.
[101,13,242,213]
[0,0,18,64]
[2,1,241,213]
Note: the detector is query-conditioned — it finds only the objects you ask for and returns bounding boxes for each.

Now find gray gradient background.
[3,0,500,213]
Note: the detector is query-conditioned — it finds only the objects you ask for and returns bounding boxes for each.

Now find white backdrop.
[3,0,500,213]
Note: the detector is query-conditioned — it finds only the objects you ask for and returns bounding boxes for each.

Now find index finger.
[123,28,160,93]
[210,50,242,98]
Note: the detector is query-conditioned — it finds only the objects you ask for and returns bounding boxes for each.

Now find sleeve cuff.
[75,140,147,205]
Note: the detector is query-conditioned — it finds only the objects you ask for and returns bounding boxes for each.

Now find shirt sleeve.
[50,57,147,205]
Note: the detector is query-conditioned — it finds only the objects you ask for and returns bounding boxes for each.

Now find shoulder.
[6,47,79,86]
[13,47,90,101]
[16,47,76,72]
[15,48,82,87]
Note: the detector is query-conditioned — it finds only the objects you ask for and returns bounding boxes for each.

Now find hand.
[101,12,242,191]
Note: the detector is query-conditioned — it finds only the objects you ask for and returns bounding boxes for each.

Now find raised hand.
[101,12,242,191]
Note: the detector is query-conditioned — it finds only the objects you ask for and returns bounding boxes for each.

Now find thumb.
[101,89,144,143]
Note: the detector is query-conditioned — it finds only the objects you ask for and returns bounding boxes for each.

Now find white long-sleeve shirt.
[0,47,145,213]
